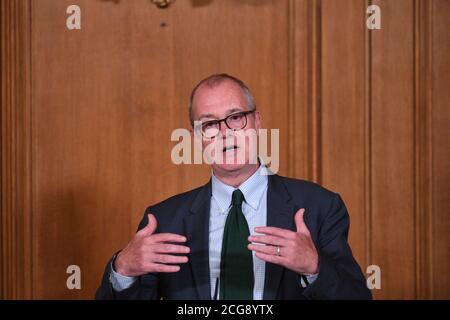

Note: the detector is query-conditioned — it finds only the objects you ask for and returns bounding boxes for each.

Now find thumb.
[138,213,157,236]
[294,208,309,234]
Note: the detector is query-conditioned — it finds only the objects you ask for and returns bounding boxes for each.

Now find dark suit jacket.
[96,174,372,300]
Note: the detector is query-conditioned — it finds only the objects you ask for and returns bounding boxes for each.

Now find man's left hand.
[248,208,319,275]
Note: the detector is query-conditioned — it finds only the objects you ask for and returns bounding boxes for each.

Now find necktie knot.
[231,189,245,206]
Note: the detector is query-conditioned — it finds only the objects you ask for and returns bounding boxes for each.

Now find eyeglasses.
[195,110,256,139]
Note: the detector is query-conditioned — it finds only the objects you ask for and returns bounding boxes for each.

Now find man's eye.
[229,114,243,121]
[203,121,217,129]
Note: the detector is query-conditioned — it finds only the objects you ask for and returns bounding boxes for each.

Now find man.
[96,74,371,300]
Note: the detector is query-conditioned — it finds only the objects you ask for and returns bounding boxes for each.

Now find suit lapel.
[263,175,296,300]
[184,181,212,300]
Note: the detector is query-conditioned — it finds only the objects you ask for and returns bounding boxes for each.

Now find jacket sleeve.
[302,193,372,300]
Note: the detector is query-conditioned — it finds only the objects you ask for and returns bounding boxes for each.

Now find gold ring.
[276,246,281,256]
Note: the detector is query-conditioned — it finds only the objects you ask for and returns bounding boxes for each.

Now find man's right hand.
[114,213,190,277]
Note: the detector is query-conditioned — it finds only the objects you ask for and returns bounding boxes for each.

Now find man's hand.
[114,213,190,277]
[248,208,319,275]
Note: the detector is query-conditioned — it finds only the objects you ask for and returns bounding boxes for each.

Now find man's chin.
[212,162,248,173]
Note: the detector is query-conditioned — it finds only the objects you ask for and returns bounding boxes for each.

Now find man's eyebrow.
[198,113,216,120]
[198,107,245,120]
[226,107,245,115]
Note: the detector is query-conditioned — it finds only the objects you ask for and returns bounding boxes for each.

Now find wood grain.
[320,0,369,278]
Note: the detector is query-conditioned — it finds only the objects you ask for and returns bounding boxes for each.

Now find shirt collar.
[211,161,269,214]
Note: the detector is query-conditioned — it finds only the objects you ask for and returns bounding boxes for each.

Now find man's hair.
[188,73,256,126]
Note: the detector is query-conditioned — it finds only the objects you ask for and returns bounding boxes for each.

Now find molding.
[365,0,373,272]
[308,0,322,184]
[0,0,33,299]
[414,0,433,300]
[288,0,322,182]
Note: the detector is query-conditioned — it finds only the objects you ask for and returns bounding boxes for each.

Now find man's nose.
[219,120,230,138]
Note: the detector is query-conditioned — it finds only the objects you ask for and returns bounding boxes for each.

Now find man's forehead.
[195,81,244,102]
[193,81,248,117]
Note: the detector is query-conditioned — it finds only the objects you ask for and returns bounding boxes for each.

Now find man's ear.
[254,111,262,131]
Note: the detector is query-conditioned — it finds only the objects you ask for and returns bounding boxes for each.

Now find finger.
[149,233,187,244]
[248,235,286,247]
[137,213,157,237]
[148,263,181,273]
[152,254,189,265]
[255,252,285,266]
[254,226,296,240]
[295,208,310,234]
[152,243,191,254]
[248,243,281,256]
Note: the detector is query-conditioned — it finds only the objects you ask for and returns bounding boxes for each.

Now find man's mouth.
[223,145,238,152]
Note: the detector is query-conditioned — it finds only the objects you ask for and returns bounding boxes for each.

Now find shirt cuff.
[299,273,319,288]
[109,258,137,291]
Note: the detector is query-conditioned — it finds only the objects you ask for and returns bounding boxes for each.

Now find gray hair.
[188,73,256,126]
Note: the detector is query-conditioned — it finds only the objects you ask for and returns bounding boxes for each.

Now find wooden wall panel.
[320,0,369,276]
[371,0,416,299]
[431,0,450,299]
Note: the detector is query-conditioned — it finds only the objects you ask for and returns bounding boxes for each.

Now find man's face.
[191,80,261,175]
